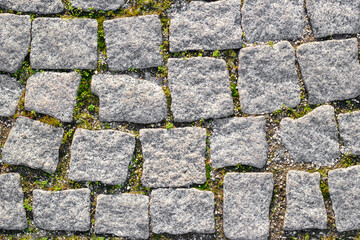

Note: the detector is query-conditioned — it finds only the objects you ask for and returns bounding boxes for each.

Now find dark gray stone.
[31,18,98,70]
[150,188,215,234]
[95,194,149,239]
[338,111,360,155]
[0,0,64,14]
[284,171,327,230]
[0,75,22,117]
[33,188,91,231]
[238,41,300,114]
[92,74,167,123]
[168,57,234,122]
[140,127,207,188]
[70,0,125,12]
[2,117,64,173]
[280,105,339,166]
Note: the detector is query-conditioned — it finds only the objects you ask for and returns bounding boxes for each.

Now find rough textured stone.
[238,41,300,114]
[95,194,149,239]
[338,111,360,155]
[211,116,267,168]
[150,188,215,234]
[169,0,242,52]
[0,75,22,117]
[104,15,163,71]
[280,105,339,166]
[242,0,306,42]
[33,189,91,231]
[140,127,206,188]
[0,14,31,73]
[31,18,98,70]
[284,171,327,230]
[70,0,124,12]
[297,38,360,105]
[2,117,64,173]
[0,173,27,230]
[69,129,135,185]
[168,57,234,122]
[25,72,81,122]
[0,0,64,14]
[92,74,167,123]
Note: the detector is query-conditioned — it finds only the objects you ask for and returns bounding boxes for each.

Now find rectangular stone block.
[70,0,124,11]
[0,75,22,117]
[338,111,360,155]
[0,0,64,14]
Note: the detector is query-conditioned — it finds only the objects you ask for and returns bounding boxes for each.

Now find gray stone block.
[92,74,167,123]
[168,57,234,122]
[150,188,215,234]
[0,75,22,117]
[0,0,64,14]
[338,111,360,155]
[2,116,64,173]
[238,41,300,114]
[70,0,125,12]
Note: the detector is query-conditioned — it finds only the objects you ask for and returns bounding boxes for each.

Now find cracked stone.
[0,75,22,117]
[0,0,64,14]
[70,0,125,12]
[338,111,360,155]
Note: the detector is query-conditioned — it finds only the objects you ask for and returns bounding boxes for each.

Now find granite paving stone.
[0,0,64,14]
[338,111,360,155]
[70,0,125,12]
[0,75,22,117]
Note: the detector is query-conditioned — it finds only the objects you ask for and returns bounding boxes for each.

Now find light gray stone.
[2,117,64,173]
[70,0,125,12]
[104,15,163,71]
[284,171,327,230]
[338,111,360,155]
[0,14,31,73]
[140,127,207,188]
[238,41,300,114]
[69,129,135,185]
[280,105,339,166]
[0,0,64,14]
[25,72,81,122]
[95,194,149,239]
[150,188,215,234]
[297,38,360,105]
[31,18,98,70]
[242,0,306,42]
[0,75,22,117]
[92,74,167,123]
[0,173,27,230]
[211,116,267,168]
[169,0,242,52]
[33,188,91,231]
[168,57,234,122]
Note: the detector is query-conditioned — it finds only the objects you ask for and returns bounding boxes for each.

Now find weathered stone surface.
[297,38,360,105]
[328,166,360,232]
[25,72,81,122]
[0,14,31,73]
[0,0,64,14]
[104,15,163,71]
[2,117,64,173]
[284,171,327,230]
[69,129,135,185]
[95,194,149,239]
[31,18,98,70]
[150,188,215,234]
[169,0,242,52]
[338,111,360,155]
[307,0,360,38]
[70,0,124,12]
[242,0,306,42]
[238,41,300,114]
[0,173,27,230]
[168,57,234,122]
[33,189,91,231]
[280,105,339,166]
[92,74,167,123]
[0,75,22,117]
[140,127,206,188]
[224,173,273,240]
[211,116,267,168]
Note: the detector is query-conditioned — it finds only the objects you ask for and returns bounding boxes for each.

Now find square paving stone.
[338,111,360,155]
[280,105,339,166]
[104,15,163,71]
[33,188,91,231]
[297,38,360,105]
[223,172,273,240]
[284,171,327,230]
[69,129,135,185]
[238,41,300,114]
[2,116,64,173]
[25,72,81,122]
[0,0,64,14]
[95,193,149,239]
[0,173,27,230]
[0,14,31,73]
[92,74,167,124]
[167,57,234,122]
[150,188,215,235]
[0,75,22,117]
[31,18,98,70]
[210,116,267,168]
[140,127,207,188]
[169,0,242,52]
[70,0,124,12]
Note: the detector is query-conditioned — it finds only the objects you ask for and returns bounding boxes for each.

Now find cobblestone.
[70,0,125,12]
[0,75,22,117]
[338,111,360,155]
[0,0,64,14]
